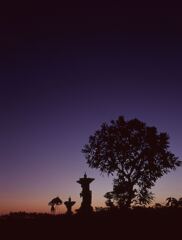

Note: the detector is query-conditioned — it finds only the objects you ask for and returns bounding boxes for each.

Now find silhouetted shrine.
[64,197,76,215]
[77,173,95,214]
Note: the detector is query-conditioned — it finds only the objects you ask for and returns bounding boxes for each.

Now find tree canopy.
[82,116,181,207]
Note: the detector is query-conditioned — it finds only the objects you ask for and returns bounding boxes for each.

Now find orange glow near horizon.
[1,155,181,215]
[0,193,178,215]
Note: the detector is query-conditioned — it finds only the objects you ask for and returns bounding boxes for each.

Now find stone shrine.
[77,173,95,214]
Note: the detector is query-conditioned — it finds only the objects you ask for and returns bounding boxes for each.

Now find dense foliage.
[82,116,181,207]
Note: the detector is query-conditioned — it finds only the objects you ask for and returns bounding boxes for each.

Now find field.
[0,208,181,239]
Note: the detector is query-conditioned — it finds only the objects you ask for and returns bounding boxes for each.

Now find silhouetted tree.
[82,116,181,208]
[48,197,62,214]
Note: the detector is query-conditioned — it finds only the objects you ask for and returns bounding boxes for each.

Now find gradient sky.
[0,3,182,214]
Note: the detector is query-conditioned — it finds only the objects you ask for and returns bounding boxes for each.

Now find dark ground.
[0,208,181,240]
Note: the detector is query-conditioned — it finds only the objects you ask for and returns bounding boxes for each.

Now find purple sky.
[0,4,182,213]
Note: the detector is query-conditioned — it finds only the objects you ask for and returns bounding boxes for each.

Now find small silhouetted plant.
[82,116,181,208]
[154,203,163,208]
[104,192,115,208]
[178,197,182,207]
[95,207,108,212]
[48,197,62,214]
[166,197,182,208]
[166,197,178,207]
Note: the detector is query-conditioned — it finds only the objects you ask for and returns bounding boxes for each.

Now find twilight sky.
[0,3,182,214]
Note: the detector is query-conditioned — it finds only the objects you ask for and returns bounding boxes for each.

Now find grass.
[0,208,181,239]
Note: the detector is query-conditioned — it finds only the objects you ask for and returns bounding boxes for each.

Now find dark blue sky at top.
[0,3,182,212]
